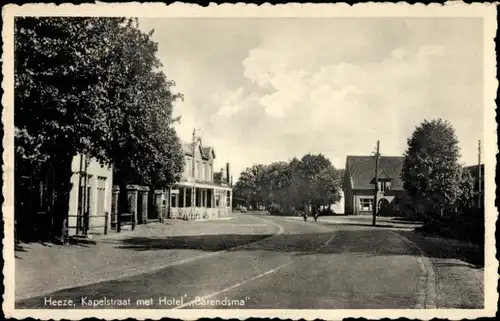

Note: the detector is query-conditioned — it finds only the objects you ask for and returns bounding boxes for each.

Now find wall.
[181,148,214,182]
[344,189,354,215]
[331,190,345,214]
[343,167,355,215]
[352,190,398,215]
[68,154,113,235]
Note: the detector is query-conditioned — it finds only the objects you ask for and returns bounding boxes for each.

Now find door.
[377,198,390,216]
[148,193,161,221]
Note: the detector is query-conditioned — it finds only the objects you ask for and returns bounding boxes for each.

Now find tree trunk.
[51,153,74,244]
[114,172,130,230]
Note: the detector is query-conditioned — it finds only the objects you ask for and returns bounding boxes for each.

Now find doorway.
[377,198,390,216]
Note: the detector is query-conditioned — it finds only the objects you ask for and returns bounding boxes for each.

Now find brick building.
[343,155,406,216]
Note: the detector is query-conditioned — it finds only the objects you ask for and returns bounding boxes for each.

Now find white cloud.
[139,18,484,180]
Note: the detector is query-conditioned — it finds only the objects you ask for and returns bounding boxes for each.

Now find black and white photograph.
[2,3,497,320]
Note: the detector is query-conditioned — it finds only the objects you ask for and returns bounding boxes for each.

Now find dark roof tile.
[181,142,214,160]
[201,147,212,159]
[346,155,405,190]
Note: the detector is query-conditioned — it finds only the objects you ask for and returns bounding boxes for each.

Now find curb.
[390,230,437,309]
[67,216,238,245]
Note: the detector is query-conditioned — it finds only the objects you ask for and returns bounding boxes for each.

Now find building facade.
[168,141,233,220]
[343,155,406,216]
[68,154,113,236]
[14,154,113,240]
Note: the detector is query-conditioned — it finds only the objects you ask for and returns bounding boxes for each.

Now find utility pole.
[372,141,380,226]
[191,128,202,219]
[478,140,482,210]
[191,129,196,220]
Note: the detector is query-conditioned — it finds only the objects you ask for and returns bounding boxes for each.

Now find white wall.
[331,190,345,214]
[68,154,113,235]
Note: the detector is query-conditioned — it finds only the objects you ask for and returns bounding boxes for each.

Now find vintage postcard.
[2,2,498,320]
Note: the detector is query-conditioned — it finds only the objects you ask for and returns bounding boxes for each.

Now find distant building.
[168,140,233,219]
[343,155,406,216]
[465,164,485,209]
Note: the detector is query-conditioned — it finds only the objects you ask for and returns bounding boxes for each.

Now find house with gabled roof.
[167,139,233,220]
[343,155,406,215]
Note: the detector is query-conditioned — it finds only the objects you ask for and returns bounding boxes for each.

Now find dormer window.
[379,180,391,192]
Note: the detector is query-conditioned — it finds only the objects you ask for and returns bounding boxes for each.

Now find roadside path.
[14,213,278,301]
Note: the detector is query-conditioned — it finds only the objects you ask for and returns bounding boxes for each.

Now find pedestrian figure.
[302,211,308,222]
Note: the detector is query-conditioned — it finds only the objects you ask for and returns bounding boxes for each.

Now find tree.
[266,161,293,210]
[15,17,184,242]
[401,119,462,218]
[233,164,266,209]
[296,154,332,211]
[314,166,343,209]
[457,167,476,212]
[234,154,343,215]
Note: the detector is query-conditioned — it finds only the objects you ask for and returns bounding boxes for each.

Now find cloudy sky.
[138,17,483,180]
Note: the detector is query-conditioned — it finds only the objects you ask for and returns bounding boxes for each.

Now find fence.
[115,213,136,233]
[67,212,109,236]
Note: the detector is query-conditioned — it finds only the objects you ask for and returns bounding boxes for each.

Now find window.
[205,163,210,181]
[97,177,107,215]
[359,198,373,211]
[379,181,390,192]
[79,175,93,215]
[226,191,231,207]
[201,162,206,180]
[196,161,201,179]
[209,164,213,181]
[171,194,177,208]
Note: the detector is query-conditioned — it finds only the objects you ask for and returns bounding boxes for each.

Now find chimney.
[226,163,230,184]
[220,167,225,181]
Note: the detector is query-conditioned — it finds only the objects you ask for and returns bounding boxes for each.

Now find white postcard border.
[2,2,498,320]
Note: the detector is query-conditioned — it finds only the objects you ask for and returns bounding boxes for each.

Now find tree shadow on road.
[114,228,484,268]
[116,234,274,252]
[319,222,418,229]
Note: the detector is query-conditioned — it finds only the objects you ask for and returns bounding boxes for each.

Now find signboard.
[171,189,180,194]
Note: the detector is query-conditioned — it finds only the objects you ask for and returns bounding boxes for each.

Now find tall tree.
[401,119,462,218]
[233,164,266,208]
[457,167,476,212]
[234,154,343,214]
[314,166,343,208]
[266,161,293,210]
[15,17,184,242]
[297,154,332,210]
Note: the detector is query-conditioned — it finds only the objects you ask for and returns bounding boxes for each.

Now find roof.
[181,143,192,155]
[345,155,405,190]
[182,142,215,160]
